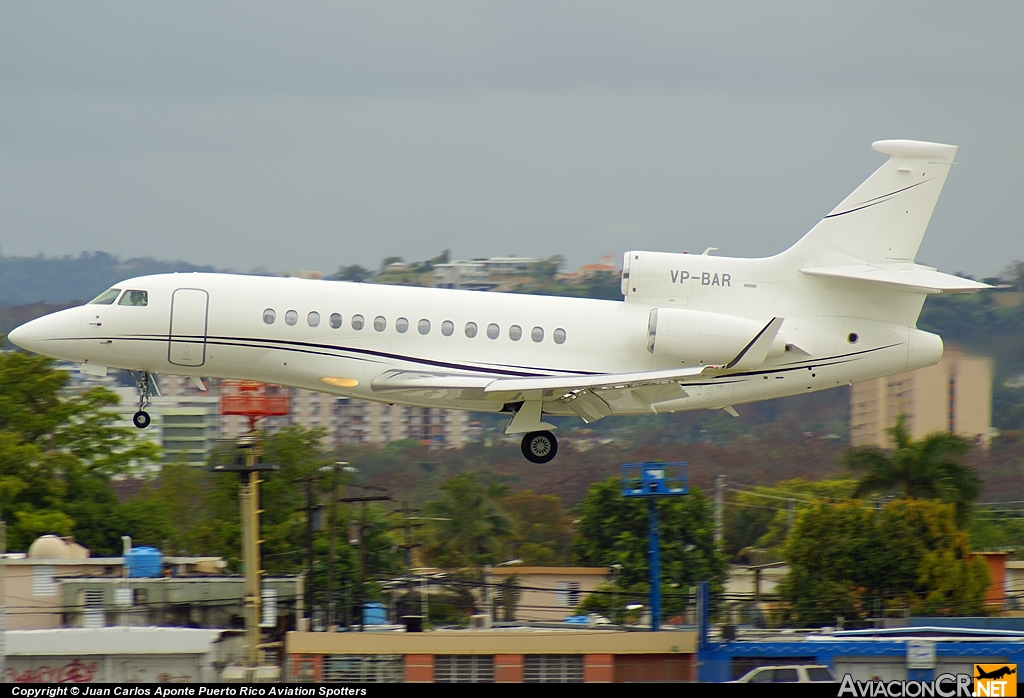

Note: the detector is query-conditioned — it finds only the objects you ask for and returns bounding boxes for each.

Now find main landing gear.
[521,431,558,464]
[129,371,153,429]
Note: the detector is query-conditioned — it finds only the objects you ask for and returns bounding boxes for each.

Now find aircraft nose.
[7,307,82,361]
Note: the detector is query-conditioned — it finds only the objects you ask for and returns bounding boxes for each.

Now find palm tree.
[844,414,981,527]
[422,474,513,570]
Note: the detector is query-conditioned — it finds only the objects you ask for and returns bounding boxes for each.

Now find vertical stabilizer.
[780,140,958,266]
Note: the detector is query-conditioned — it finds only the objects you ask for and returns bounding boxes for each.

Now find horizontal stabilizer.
[801,264,991,294]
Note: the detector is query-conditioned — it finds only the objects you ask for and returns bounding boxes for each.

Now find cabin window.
[531,326,544,343]
[465,322,478,338]
[307,311,320,328]
[441,320,454,337]
[486,323,499,340]
[396,317,409,333]
[554,328,566,344]
[118,290,149,307]
[418,319,431,335]
[285,310,298,326]
[263,309,277,325]
[509,325,522,341]
[352,314,365,330]
[88,288,121,305]
[374,316,387,332]
[329,313,342,329]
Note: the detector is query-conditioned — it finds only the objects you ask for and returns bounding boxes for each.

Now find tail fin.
[780,140,958,266]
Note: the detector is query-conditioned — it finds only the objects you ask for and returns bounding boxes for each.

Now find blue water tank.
[363,602,387,625]
[125,546,162,578]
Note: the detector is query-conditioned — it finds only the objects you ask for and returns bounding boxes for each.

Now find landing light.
[319,376,359,388]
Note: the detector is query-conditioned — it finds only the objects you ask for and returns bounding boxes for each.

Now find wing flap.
[371,370,494,392]
[482,365,710,395]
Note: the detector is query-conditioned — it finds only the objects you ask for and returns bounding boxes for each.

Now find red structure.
[220,380,290,430]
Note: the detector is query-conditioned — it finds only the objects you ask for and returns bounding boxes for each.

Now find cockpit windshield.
[88,288,121,305]
[118,290,149,307]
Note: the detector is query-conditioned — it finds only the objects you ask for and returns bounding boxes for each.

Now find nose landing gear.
[521,431,558,464]
[129,371,154,429]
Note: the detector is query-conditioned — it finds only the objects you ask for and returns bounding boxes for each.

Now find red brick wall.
[614,654,694,683]
[495,654,524,683]
[404,654,434,683]
[584,654,614,683]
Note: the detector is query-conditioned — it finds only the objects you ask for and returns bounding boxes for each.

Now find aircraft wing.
[371,365,710,420]
[370,365,708,398]
[370,317,784,420]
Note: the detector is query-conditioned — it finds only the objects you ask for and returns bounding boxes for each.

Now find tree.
[421,474,513,570]
[725,479,858,562]
[420,474,514,618]
[572,477,729,619]
[0,353,160,552]
[335,264,373,282]
[497,490,573,565]
[844,415,981,527]
[777,498,989,626]
[534,255,564,281]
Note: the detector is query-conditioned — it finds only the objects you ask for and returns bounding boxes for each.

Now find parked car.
[733,665,837,683]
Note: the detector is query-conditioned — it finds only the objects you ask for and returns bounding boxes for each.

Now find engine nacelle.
[647,307,785,366]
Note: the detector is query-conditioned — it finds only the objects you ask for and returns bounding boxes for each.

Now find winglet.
[725,318,784,371]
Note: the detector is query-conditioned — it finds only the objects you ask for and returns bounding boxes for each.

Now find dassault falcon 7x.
[8,140,991,463]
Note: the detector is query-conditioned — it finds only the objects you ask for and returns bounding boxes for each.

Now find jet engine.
[647,307,785,367]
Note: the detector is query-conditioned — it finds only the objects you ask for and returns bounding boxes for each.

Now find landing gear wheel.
[521,430,558,464]
[133,410,151,429]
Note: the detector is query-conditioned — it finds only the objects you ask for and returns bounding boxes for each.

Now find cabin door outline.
[168,288,209,367]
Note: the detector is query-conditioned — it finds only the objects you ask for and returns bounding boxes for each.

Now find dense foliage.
[844,416,981,527]
[777,498,990,626]
[0,353,160,552]
[573,477,729,619]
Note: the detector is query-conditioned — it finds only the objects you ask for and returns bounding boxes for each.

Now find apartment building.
[157,376,470,450]
[850,345,993,448]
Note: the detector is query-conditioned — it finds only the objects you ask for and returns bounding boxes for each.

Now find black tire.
[521,431,558,464]
[133,410,151,429]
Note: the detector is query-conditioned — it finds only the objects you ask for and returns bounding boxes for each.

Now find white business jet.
[8,140,990,463]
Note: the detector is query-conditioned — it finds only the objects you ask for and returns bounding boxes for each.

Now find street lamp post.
[610,563,623,625]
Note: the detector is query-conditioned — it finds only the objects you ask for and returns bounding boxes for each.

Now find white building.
[4,627,243,683]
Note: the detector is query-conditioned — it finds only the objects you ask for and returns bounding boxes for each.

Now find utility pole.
[396,502,424,622]
[294,475,317,621]
[714,475,725,545]
[241,439,264,666]
[214,381,287,671]
[325,462,356,629]
[325,465,340,628]
[0,519,6,683]
[338,485,391,631]
[211,435,278,667]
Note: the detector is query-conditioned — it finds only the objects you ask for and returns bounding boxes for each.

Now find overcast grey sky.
[1,2,1021,276]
